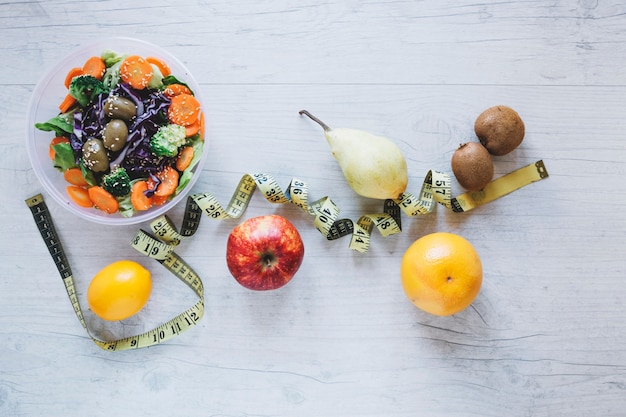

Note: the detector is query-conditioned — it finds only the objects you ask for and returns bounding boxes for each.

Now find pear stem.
[299,110,331,131]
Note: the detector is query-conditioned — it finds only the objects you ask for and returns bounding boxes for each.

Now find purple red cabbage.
[70,92,108,163]
[143,173,161,198]
[114,83,145,115]
[121,139,173,180]
[70,112,84,158]
[117,86,172,179]
[70,82,173,179]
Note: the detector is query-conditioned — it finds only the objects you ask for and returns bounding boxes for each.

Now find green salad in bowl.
[27,38,207,225]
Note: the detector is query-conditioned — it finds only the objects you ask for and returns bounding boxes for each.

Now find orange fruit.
[87,260,152,321]
[400,232,482,316]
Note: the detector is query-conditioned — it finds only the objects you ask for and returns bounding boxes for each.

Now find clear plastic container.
[26,37,208,225]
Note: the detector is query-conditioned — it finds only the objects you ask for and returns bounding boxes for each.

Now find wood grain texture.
[1,1,625,416]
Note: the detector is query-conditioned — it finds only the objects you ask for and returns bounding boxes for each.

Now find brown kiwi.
[451,142,494,191]
[474,105,525,156]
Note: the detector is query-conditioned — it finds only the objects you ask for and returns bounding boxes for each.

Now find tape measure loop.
[26,194,206,351]
[326,218,354,240]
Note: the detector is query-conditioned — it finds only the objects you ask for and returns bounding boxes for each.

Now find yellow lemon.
[87,260,152,321]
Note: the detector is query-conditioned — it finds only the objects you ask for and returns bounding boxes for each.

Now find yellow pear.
[300,110,408,200]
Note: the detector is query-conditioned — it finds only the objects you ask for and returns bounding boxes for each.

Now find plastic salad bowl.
[26,37,207,225]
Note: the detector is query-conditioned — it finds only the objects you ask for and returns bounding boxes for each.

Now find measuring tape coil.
[26,195,204,351]
[180,160,547,253]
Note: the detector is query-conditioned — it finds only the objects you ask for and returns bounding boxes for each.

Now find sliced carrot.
[59,94,77,113]
[49,136,70,159]
[131,180,153,211]
[146,56,171,77]
[82,56,106,80]
[168,93,201,126]
[154,166,180,197]
[119,55,153,89]
[175,146,194,171]
[182,110,204,138]
[67,186,93,208]
[150,194,170,206]
[198,111,205,140]
[163,83,192,98]
[87,186,119,214]
[63,167,88,187]
[184,119,200,138]
[64,67,83,89]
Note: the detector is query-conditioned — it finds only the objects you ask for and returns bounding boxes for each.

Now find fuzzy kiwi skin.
[474,105,525,156]
[451,142,494,191]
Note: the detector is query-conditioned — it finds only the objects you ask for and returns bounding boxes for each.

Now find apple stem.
[299,110,331,131]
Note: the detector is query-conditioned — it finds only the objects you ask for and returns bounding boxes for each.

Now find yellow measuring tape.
[26,160,548,350]
[26,194,204,351]
[183,160,548,252]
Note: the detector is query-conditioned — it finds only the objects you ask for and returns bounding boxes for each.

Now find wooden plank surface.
[1,1,625,416]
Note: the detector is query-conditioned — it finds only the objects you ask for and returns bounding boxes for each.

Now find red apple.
[226,214,305,291]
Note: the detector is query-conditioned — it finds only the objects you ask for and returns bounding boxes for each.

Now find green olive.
[104,96,137,120]
[82,138,109,173]
[102,119,128,152]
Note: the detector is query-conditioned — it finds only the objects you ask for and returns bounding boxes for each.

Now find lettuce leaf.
[161,75,194,95]
[100,49,127,67]
[52,142,77,172]
[116,193,135,218]
[35,112,74,136]
[175,137,204,195]
[79,160,98,186]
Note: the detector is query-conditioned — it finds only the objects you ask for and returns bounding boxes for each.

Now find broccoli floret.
[69,75,108,107]
[149,124,187,157]
[102,167,132,197]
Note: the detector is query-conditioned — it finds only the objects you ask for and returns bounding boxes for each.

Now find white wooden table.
[2,1,625,416]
